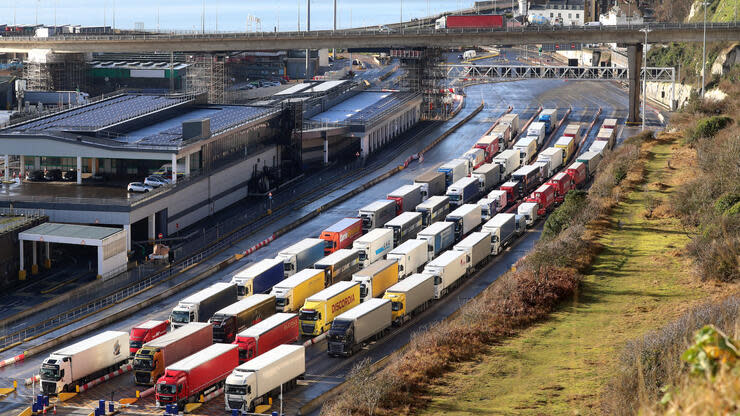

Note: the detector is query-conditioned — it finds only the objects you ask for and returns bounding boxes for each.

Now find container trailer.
[319,218,363,255]
[387,184,424,215]
[515,136,539,164]
[446,204,482,242]
[352,259,399,302]
[499,113,520,137]
[475,134,501,161]
[133,323,212,386]
[209,295,276,343]
[462,148,486,171]
[511,165,542,198]
[532,160,552,180]
[415,195,450,227]
[269,269,325,313]
[232,313,299,363]
[472,163,501,194]
[527,121,547,146]
[327,298,392,357]
[424,250,468,299]
[566,162,588,187]
[384,211,423,246]
[602,118,618,129]
[313,249,362,286]
[555,136,576,161]
[482,213,517,255]
[383,273,435,325]
[576,151,602,176]
[492,122,512,146]
[527,184,556,215]
[538,109,560,134]
[537,147,564,172]
[414,169,446,199]
[589,140,608,155]
[224,345,305,413]
[435,14,504,29]
[299,281,361,336]
[518,202,540,227]
[170,282,238,330]
[547,172,575,203]
[416,221,455,259]
[446,176,480,207]
[493,149,521,178]
[596,127,616,149]
[453,232,492,273]
[129,320,168,355]
[230,258,284,299]
[487,189,508,213]
[358,200,397,232]
[438,159,469,187]
[276,238,326,278]
[353,228,393,268]
[563,123,582,142]
[386,239,428,279]
[40,331,130,395]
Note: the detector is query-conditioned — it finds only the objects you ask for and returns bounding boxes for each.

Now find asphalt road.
[0,75,663,415]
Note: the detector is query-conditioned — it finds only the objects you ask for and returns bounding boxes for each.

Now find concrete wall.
[646,81,693,110]
[360,96,422,157]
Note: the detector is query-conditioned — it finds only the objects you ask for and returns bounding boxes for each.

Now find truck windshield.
[225,385,247,395]
[275,297,287,307]
[129,341,143,351]
[359,284,368,299]
[170,311,190,324]
[361,216,372,229]
[40,364,60,381]
[448,194,461,201]
[328,320,351,340]
[357,250,367,261]
[133,358,154,371]
[283,262,294,272]
[299,310,319,321]
[236,285,246,297]
[391,301,402,311]
[156,384,177,395]
[325,240,335,249]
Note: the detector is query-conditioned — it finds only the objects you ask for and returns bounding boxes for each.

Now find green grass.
[710,0,739,22]
[420,141,707,415]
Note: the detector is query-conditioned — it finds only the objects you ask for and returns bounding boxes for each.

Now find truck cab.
[298,303,324,336]
[383,292,406,324]
[230,276,251,300]
[40,355,71,394]
[169,303,198,330]
[133,346,163,385]
[225,369,258,412]
[233,336,258,363]
[327,319,356,356]
[129,320,168,355]
[155,369,187,408]
[518,202,540,227]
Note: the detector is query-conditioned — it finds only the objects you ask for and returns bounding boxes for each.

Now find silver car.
[127,182,153,193]
[144,175,169,188]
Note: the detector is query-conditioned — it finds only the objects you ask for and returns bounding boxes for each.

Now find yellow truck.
[383,273,435,325]
[554,136,576,161]
[299,281,360,336]
[351,259,399,303]
[269,269,325,313]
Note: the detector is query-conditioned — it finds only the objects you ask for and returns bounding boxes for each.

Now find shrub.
[685,115,733,145]
[542,190,588,240]
[714,192,740,214]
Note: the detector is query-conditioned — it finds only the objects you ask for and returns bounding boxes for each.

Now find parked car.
[44,169,63,181]
[26,170,45,181]
[127,182,153,193]
[144,175,169,188]
[62,169,77,182]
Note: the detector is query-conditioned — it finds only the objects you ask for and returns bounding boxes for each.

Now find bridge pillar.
[626,43,643,125]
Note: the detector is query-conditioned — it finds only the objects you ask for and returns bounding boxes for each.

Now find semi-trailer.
[499,180,520,202]
[424,249,468,299]
[414,169,447,199]
[446,204,482,242]
[514,136,539,165]
[492,149,520,178]
[353,228,393,268]
[471,163,501,194]
[209,295,276,343]
[40,331,130,395]
[555,136,576,161]
[536,147,564,172]
[170,282,238,330]
[518,202,540,227]
[129,320,169,355]
[563,123,582,143]
[438,159,469,187]
[566,162,588,187]
[327,298,392,357]
[352,259,399,302]
[511,165,542,198]
[499,113,520,137]
[384,211,423,246]
[527,183,556,215]
[232,313,299,363]
[319,218,363,255]
[435,14,504,29]
[299,281,361,336]
[538,109,560,134]
[527,121,547,146]
[453,232,492,273]
[224,345,305,413]
[547,172,575,203]
[416,221,455,259]
[383,273,435,325]
[155,343,239,409]
[416,195,450,227]
[462,148,486,171]
[358,200,397,232]
[491,122,512,146]
[387,184,424,215]
[313,248,362,286]
[589,140,608,155]
[475,134,501,162]
[276,238,326,278]
[230,258,284,299]
[446,176,480,207]
[133,323,213,386]
[602,118,618,129]
[482,213,517,255]
[386,239,428,279]
[596,127,616,149]
[269,269,325,313]
[532,160,552,180]
[487,189,508,213]
[576,151,602,176]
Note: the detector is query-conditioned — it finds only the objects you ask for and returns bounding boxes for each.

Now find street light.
[701,0,708,98]
[640,26,651,132]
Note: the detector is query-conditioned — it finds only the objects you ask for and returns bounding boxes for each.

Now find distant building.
[527,0,586,26]
[599,1,644,25]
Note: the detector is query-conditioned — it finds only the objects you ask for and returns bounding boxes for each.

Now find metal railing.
[445,64,676,82]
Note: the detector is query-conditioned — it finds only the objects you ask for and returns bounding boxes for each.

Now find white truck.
[384,211,423,247]
[40,331,129,395]
[446,176,480,208]
[471,163,501,194]
[224,345,305,413]
[170,282,238,330]
[353,228,393,268]
[487,189,508,213]
[518,202,540,227]
[461,148,486,171]
[275,238,326,278]
[416,221,456,260]
[514,136,538,165]
[386,239,428,279]
[437,159,469,187]
[499,113,520,136]
[445,204,482,242]
[527,121,547,147]
[453,232,492,273]
[415,196,450,227]
[423,249,468,299]
[481,213,517,255]
[463,50,477,60]
[537,147,564,172]
[492,149,520,178]
[358,200,398,233]
[589,140,608,155]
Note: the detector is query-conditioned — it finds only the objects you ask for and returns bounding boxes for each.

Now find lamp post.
[640,27,651,132]
[701,0,708,98]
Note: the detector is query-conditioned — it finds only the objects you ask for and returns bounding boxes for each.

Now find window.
[569,13,572,18]
[550,12,554,17]
[576,13,580,18]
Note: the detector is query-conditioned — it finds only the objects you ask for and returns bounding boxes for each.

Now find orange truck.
[319,218,363,255]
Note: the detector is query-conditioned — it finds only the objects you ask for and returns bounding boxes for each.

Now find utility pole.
[333,0,337,60]
[701,0,707,98]
[306,0,310,80]
[113,0,116,31]
[640,27,651,132]
[202,0,206,34]
[400,0,403,25]
[297,0,300,31]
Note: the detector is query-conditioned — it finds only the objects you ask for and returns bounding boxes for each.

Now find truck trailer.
[224,345,305,413]
[232,313,299,363]
[382,273,435,325]
[563,123,582,142]
[454,231,492,273]
[129,320,169,355]
[445,204,482,242]
[352,259,399,302]
[269,269,325,313]
[386,239,428,279]
[416,221,455,259]
[435,14,504,29]
[576,151,602,176]
[437,159,469,187]
[537,147,564,172]
[566,162,588,186]
[482,213,517,255]
[462,148,486,171]
[353,228,393,268]
[133,323,212,386]
[327,298,392,357]
[155,343,240,409]
[387,184,424,215]
[589,139,608,155]
[319,218,363,255]
[384,211,423,246]
[313,249,362,286]
[527,183,556,215]
[475,134,501,162]
[554,136,576,161]
[358,200,397,232]
[518,202,540,227]
[40,331,130,395]
[472,163,501,194]
[511,165,542,198]
[299,281,361,336]
[414,169,447,199]
[499,113,520,137]
[492,122,512,146]
[487,189,508,213]
[514,136,538,165]
[538,109,560,134]
[209,295,276,343]
[170,282,238,330]
[276,238,326,278]
[424,249,468,299]
[492,149,520,178]
[446,176,480,207]
[230,258,284,299]
[527,122,547,146]
[415,195,450,227]
[547,172,575,203]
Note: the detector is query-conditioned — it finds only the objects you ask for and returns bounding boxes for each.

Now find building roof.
[274,82,313,96]
[90,61,189,71]
[20,222,122,241]
[309,91,419,125]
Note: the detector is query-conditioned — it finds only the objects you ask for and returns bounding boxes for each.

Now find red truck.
[499,180,520,203]
[233,313,299,363]
[547,172,575,203]
[527,184,556,216]
[155,343,239,410]
[129,320,169,355]
[320,218,363,255]
[435,15,504,29]
[565,162,588,188]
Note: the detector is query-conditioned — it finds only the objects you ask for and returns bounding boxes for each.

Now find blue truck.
[538,109,559,134]
[230,258,285,299]
[416,221,456,260]
[445,177,480,208]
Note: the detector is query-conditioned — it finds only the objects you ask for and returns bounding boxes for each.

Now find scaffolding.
[23,55,85,91]
[393,48,446,120]
[185,54,226,104]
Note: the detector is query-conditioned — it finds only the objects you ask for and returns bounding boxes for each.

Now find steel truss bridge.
[444,64,675,83]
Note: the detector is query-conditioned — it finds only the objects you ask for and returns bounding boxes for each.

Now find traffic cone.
[53,405,57,415]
